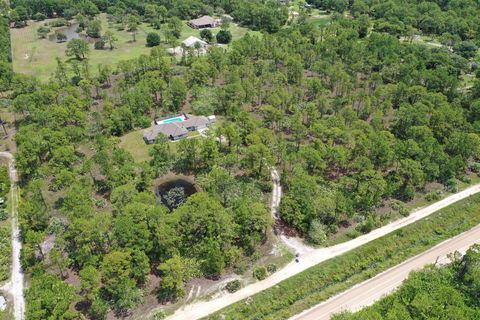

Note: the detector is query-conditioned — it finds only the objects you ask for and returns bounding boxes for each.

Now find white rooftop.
[182,36,207,48]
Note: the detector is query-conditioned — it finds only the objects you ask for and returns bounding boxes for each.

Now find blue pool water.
[159,116,186,124]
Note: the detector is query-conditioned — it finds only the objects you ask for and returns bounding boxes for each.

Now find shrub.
[94,40,105,50]
[225,280,241,293]
[90,296,109,320]
[33,12,47,21]
[46,217,66,235]
[56,33,67,42]
[267,263,277,274]
[391,200,409,216]
[470,162,480,173]
[152,310,167,320]
[147,32,161,47]
[200,29,213,42]
[37,26,50,39]
[253,266,268,280]
[346,229,361,239]
[251,251,261,261]
[356,216,376,234]
[49,18,69,28]
[233,261,247,275]
[216,29,232,44]
[445,179,458,193]
[425,190,442,202]
[0,208,7,220]
[307,219,327,245]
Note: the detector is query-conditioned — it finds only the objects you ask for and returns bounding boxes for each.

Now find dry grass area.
[10,14,157,81]
[10,14,255,81]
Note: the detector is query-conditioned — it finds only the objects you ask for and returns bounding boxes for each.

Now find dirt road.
[0,152,25,320]
[166,183,480,320]
[291,223,480,320]
[270,168,313,254]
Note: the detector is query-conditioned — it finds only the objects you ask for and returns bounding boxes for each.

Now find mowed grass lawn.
[11,13,253,81]
[118,129,153,163]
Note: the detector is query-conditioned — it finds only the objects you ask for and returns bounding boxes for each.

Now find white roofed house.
[182,36,208,48]
[143,114,216,143]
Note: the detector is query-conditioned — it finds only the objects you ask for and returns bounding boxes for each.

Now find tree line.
[0,14,13,91]
[9,0,289,33]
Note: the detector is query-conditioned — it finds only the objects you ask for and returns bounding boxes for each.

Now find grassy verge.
[206,192,480,320]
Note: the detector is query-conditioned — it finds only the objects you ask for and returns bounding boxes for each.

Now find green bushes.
[207,193,480,320]
[225,280,241,293]
[253,266,267,280]
[425,190,442,202]
[266,263,277,274]
[146,32,161,47]
[0,226,11,281]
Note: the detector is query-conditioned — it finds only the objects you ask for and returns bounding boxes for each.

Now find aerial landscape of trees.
[1,0,480,319]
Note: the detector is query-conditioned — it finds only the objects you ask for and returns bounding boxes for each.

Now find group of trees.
[3,0,480,319]
[334,245,480,319]
[9,41,272,317]
[310,0,480,44]
[0,15,13,91]
[42,5,480,247]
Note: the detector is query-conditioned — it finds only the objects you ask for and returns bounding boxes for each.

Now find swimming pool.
[158,115,187,124]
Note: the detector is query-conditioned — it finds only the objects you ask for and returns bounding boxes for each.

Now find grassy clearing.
[307,10,331,28]
[206,192,480,320]
[118,129,153,163]
[10,14,155,81]
[10,14,254,81]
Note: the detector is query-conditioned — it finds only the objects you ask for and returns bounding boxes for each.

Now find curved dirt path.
[270,168,314,255]
[291,224,480,320]
[0,152,25,320]
[166,183,480,320]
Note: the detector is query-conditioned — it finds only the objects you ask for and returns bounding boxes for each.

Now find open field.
[10,14,253,81]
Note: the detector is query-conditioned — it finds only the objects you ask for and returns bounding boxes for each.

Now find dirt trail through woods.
[0,152,25,320]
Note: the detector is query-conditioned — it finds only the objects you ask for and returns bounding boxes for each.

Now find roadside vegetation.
[206,193,480,319]
[0,164,12,282]
[333,244,480,320]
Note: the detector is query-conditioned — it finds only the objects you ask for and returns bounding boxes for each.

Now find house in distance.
[188,15,219,29]
[143,114,216,143]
